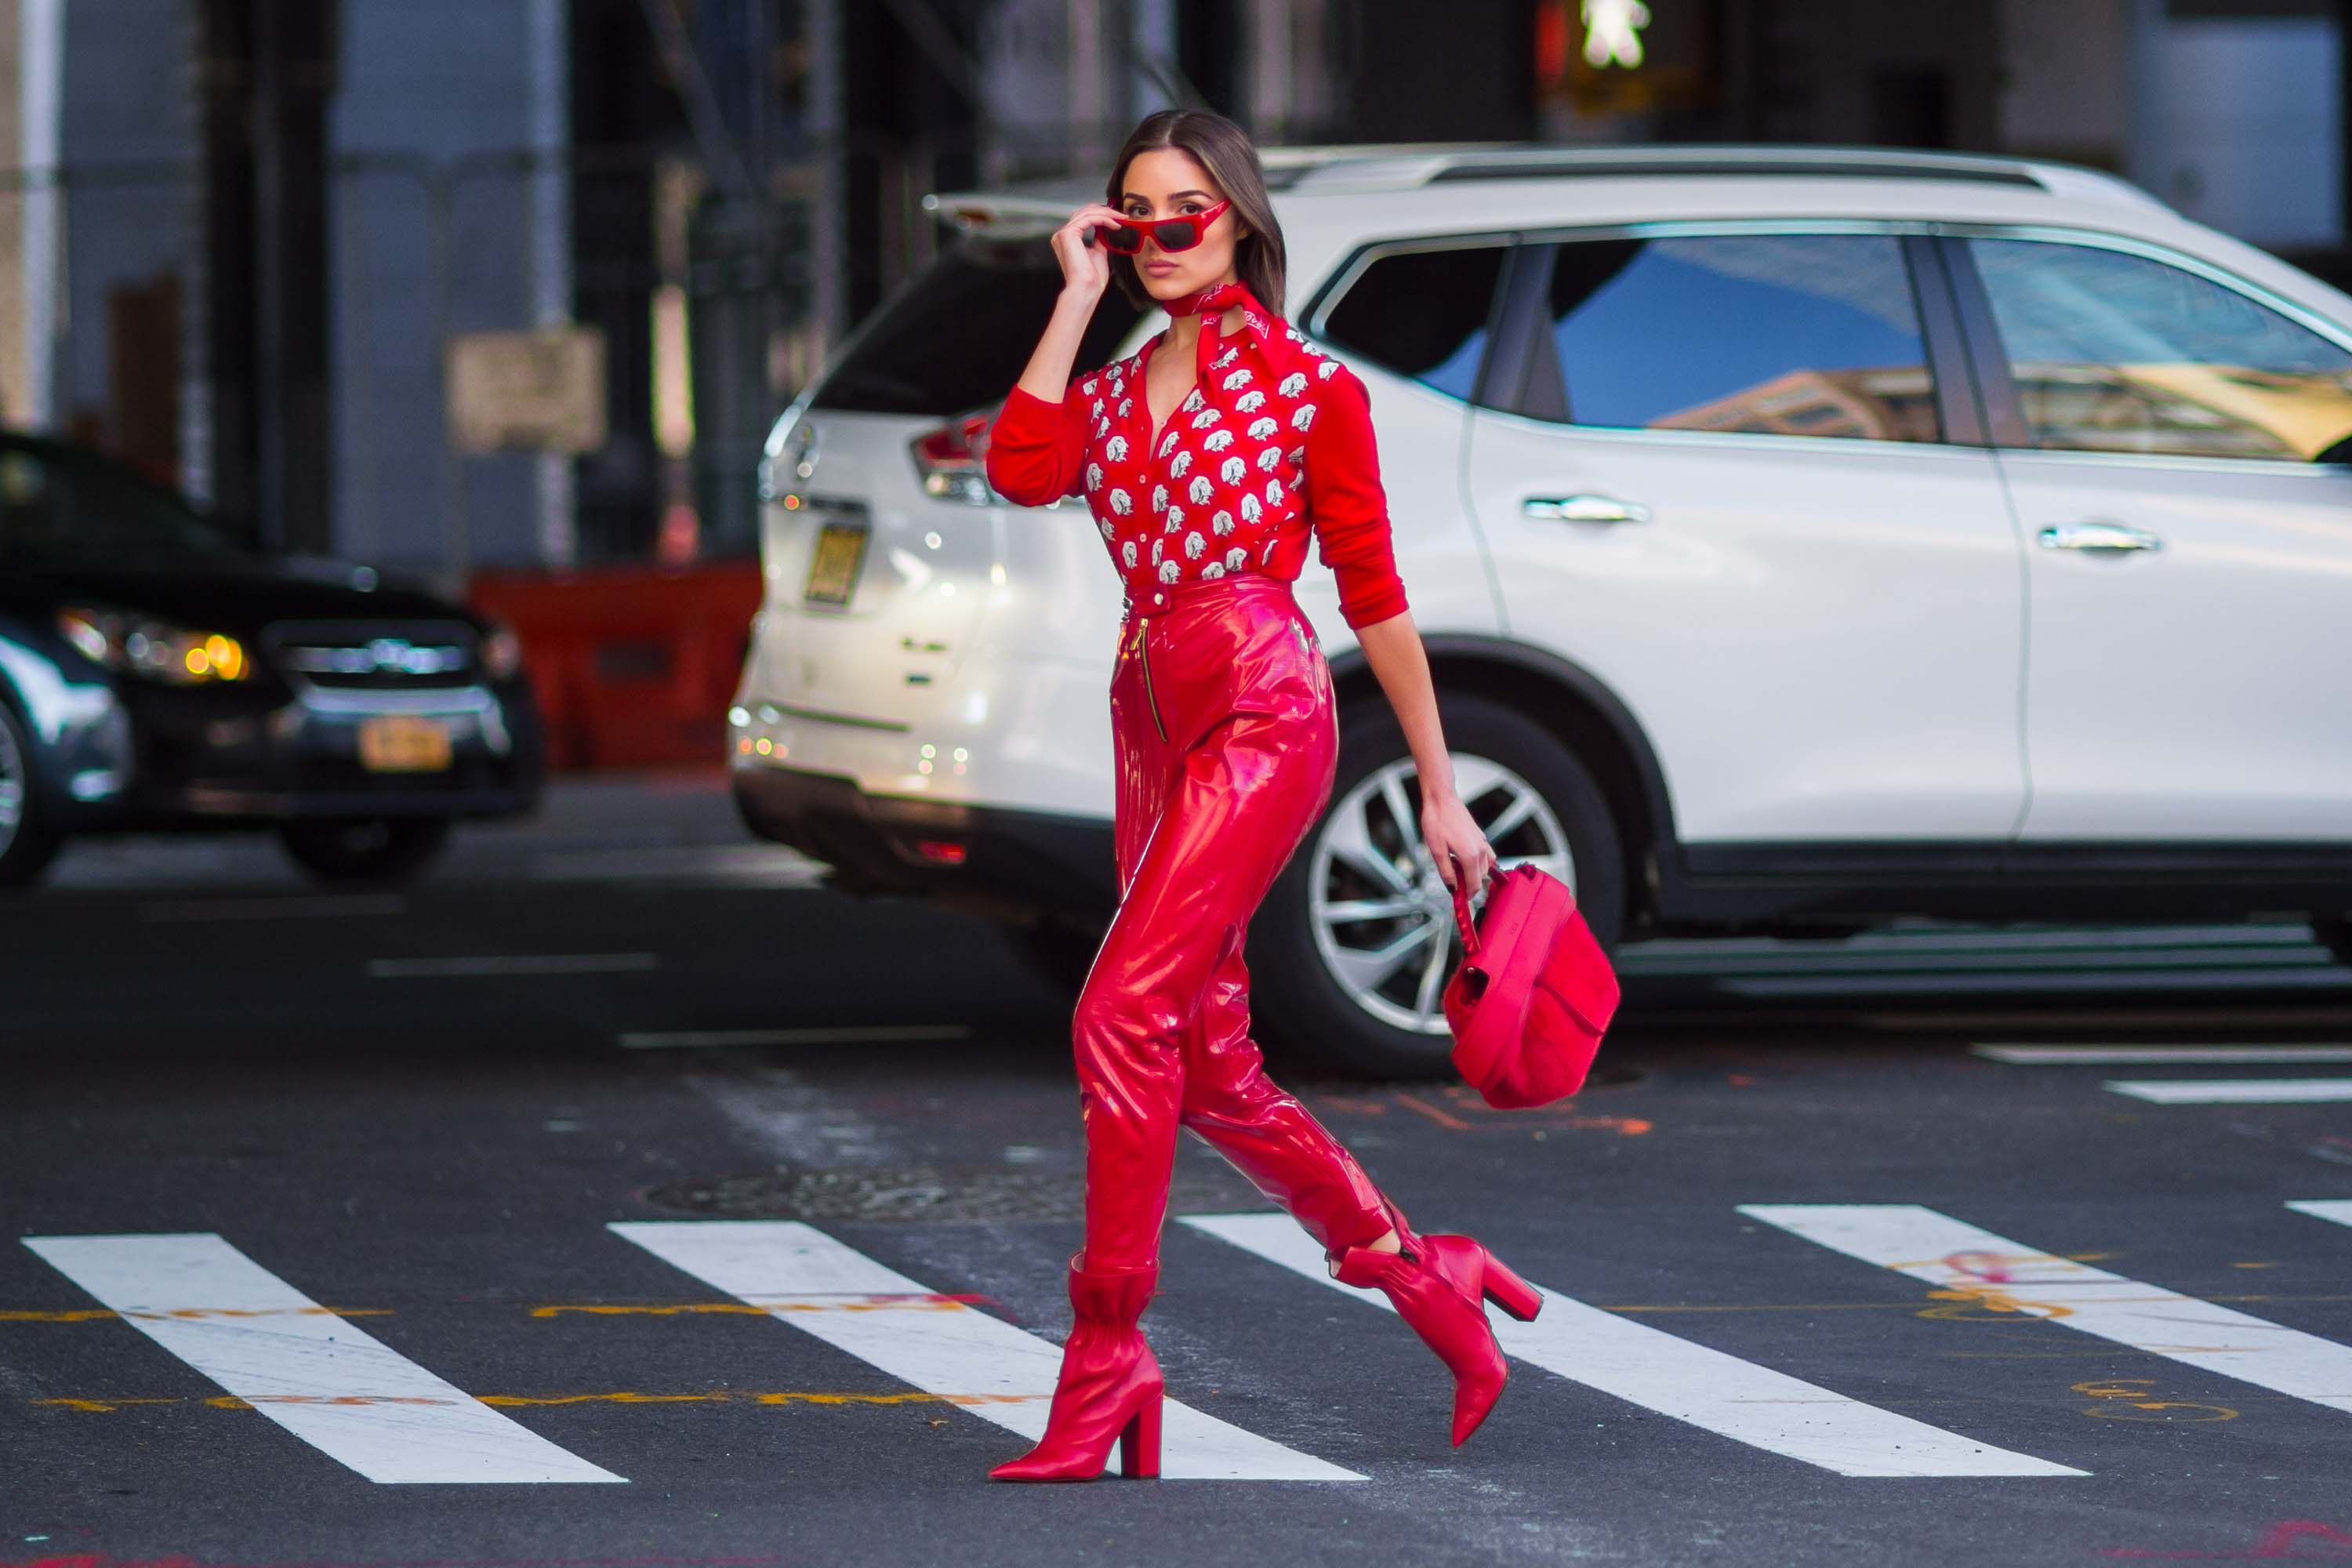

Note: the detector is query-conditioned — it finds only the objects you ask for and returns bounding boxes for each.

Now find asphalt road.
[7,768,2352,1567]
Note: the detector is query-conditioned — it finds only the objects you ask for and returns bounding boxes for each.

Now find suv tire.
[2314,915,2352,967]
[1250,692,1626,1079]
[0,699,63,891]
[279,817,452,884]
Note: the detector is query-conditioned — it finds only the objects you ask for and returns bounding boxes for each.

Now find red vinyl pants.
[1074,575,1394,1274]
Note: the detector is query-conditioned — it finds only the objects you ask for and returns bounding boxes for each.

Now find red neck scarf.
[1160,279,1250,318]
[1150,279,1279,394]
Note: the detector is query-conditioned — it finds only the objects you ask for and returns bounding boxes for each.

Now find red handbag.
[1443,862,1621,1109]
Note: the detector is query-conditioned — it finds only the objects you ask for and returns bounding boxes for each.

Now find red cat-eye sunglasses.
[1083,198,1232,254]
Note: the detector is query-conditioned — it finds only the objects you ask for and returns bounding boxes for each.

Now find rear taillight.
[910,408,997,506]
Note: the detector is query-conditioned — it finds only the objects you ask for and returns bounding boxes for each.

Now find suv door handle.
[1523,494,1650,524]
[2038,520,2161,554]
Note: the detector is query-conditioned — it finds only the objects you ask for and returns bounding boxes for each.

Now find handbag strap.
[1449,856,1483,959]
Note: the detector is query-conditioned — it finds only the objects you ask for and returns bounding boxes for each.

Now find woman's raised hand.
[1051,204,1126,297]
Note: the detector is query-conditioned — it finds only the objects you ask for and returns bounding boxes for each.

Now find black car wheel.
[2314,916,2352,967]
[278,817,452,884]
[1005,914,1104,997]
[1250,693,1627,1079]
[0,699,64,891]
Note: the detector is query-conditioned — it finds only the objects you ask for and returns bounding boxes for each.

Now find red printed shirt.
[983,283,1410,630]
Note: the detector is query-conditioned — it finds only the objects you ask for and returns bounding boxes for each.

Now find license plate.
[357,714,452,772]
[804,521,869,607]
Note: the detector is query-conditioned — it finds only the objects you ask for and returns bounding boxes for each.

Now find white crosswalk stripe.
[1973,1044,2352,1065]
[2103,1080,2352,1104]
[34,1207,2352,1487]
[1740,1205,2352,1419]
[20,1232,625,1484]
[608,1219,1362,1481]
[1178,1213,2085,1479]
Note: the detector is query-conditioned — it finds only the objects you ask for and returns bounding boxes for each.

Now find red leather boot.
[989,1256,1163,1481]
[1330,1204,1543,1446]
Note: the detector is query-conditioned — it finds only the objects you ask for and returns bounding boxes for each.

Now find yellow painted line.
[35,1388,1042,1413]
[2,1305,392,1323]
[528,1293,992,1318]
[1600,1290,2352,1314]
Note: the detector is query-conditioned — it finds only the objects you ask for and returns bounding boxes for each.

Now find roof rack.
[923,143,2166,237]
[1282,143,2166,210]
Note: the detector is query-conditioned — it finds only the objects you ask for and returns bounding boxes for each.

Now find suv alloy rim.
[1306,753,1573,1036]
[0,711,22,855]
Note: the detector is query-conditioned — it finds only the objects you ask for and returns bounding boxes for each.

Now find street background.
[9,2,2352,1563]
[9,770,2352,1563]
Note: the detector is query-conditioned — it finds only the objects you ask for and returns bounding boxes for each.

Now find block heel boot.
[989,1256,1164,1481]
[1330,1205,1544,1447]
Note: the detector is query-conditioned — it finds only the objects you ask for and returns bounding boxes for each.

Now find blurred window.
[812,236,1143,416]
[0,442,245,561]
[1526,233,1941,444]
[0,450,64,550]
[1970,237,2352,462]
[1318,243,1508,402]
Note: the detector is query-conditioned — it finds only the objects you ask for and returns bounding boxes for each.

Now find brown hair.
[1103,110,1287,317]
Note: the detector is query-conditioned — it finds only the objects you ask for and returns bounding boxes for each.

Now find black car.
[0,433,545,888]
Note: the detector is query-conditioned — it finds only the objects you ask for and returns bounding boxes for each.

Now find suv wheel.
[0,700,63,891]
[278,817,452,884]
[1252,693,1626,1078]
[2314,916,2352,967]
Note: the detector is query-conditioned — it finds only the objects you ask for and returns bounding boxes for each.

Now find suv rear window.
[1318,242,1509,401]
[812,236,1143,416]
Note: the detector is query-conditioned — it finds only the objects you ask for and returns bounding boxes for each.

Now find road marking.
[2103,1080,2352,1104]
[1975,1044,2352,1065]
[528,845,825,885]
[1740,1204,2352,1420]
[19,1233,624,1484]
[617,1025,972,1050]
[36,1388,1037,1414]
[608,1220,1359,1482]
[366,953,661,978]
[1179,1214,2082,1479]
[138,893,408,924]
[2288,1200,2352,1231]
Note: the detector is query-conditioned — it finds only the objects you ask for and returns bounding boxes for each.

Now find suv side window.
[1520,233,1942,444]
[1968,237,2352,463]
[1317,241,1508,403]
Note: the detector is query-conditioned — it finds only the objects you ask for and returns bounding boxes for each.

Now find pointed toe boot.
[989,1256,1164,1481]
[1331,1212,1542,1447]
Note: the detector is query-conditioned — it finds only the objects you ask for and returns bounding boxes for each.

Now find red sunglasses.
[1084,198,1232,255]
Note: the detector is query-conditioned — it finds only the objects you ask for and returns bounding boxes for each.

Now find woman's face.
[1118,148,1242,304]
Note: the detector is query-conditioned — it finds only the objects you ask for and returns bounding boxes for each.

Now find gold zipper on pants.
[1135,618,1169,742]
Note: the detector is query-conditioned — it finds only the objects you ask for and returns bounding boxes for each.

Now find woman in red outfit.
[982,109,1543,1483]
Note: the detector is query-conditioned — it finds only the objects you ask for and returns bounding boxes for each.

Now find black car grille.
[264,620,478,689]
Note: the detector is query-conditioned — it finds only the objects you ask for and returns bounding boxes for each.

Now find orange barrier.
[469,559,762,771]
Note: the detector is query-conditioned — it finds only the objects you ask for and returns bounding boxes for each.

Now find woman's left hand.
[1421,790,1497,898]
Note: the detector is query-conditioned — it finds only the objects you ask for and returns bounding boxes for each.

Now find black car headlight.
[57,604,250,684]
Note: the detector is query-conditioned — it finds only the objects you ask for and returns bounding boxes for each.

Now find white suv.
[731,144,2352,1075]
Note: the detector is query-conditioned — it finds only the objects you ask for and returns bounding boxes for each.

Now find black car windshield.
[0,443,254,562]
